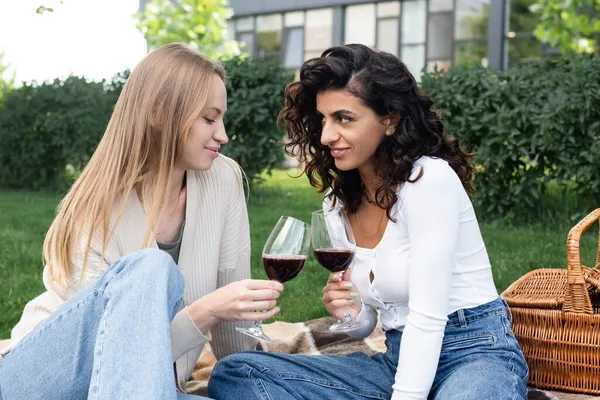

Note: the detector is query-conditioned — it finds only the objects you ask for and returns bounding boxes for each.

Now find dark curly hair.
[279,44,474,220]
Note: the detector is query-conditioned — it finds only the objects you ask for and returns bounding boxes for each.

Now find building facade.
[226,0,551,79]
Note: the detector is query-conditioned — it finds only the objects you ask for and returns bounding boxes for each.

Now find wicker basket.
[501,208,600,395]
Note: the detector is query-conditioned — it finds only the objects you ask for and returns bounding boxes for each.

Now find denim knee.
[124,248,175,268]
[109,248,183,296]
[209,352,263,388]
[118,248,179,276]
[212,353,247,376]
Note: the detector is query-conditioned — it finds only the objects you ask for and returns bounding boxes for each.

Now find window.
[455,40,488,66]
[376,1,401,56]
[345,4,376,46]
[402,1,426,44]
[455,0,489,40]
[504,0,542,68]
[256,14,283,61]
[377,18,399,55]
[505,35,541,67]
[237,32,255,57]
[283,27,304,68]
[377,1,401,18]
[453,0,489,67]
[236,17,254,32]
[235,17,255,57]
[401,0,426,79]
[305,8,333,61]
[401,44,426,79]
[226,20,236,41]
[284,11,304,28]
[427,12,453,61]
[429,0,453,12]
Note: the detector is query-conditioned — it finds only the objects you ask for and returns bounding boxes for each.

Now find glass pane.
[257,31,281,59]
[237,32,255,56]
[455,0,489,39]
[284,27,304,68]
[285,11,305,27]
[226,20,236,41]
[345,4,376,46]
[377,1,401,17]
[508,0,538,34]
[401,45,426,81]
[236,17,254,32]
[305,8,333,51]
[429,0,453,12]
[427,60,452,72]
[402,1,427,44]
[377,18,399,55]
[455,40,488,66]
[256,15,282,60]
[506,36,541,68]
[256,14,283,32]
[427,12,453,60]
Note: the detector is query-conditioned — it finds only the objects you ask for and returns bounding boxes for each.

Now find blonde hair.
[44,43,225,286]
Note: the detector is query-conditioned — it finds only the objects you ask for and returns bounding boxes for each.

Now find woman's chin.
[333,158,357,171]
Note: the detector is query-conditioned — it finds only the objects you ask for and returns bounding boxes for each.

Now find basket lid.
[501,267,599,309]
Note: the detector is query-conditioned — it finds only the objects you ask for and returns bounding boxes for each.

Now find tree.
[36,0,64,14]
[134,0,241,59]
[531,0,600,55]
[0,52,15,106]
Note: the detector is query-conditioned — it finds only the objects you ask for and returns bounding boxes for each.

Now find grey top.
[157,222,185,265]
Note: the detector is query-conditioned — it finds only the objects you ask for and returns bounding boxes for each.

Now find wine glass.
[236,216,311,343]
[311,208,367,333]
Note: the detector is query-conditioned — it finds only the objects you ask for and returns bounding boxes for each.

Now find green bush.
[421,57,600,222]
[0,52,15,107]
[0,57,293,189]
[221,56,294,183]
[0,76,120,189]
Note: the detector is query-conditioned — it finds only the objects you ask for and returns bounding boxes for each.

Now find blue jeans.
[208,298,528,400]
[0,249,208,400]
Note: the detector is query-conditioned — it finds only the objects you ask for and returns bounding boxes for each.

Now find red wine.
[313,248,355,272]
[262,254,307,283]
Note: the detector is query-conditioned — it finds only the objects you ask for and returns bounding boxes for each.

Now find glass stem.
[253,310,266,330]
[339,270,355,322]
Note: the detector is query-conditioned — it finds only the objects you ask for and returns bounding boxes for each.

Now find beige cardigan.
[7,155,256,390]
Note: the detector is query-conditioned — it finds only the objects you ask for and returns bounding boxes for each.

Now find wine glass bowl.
[312,248,354,273]
[262,254,307,283]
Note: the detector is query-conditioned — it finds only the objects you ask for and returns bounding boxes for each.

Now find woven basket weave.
[501,209,600,395]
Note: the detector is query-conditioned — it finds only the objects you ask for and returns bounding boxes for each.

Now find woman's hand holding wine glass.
[311,208,367,332]
[321,269,363,321]
[235,216,310,343]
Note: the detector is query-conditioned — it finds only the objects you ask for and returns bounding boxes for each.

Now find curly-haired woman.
[208,44,528,400]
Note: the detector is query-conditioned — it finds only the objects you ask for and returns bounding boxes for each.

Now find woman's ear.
[383,114,400,136]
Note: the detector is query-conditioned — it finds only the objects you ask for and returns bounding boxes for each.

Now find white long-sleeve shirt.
[324,156,498,400]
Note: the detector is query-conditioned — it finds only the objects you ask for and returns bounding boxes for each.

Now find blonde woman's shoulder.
[192,154,246,193]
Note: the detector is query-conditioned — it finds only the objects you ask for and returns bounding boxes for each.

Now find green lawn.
[1,170,598,339]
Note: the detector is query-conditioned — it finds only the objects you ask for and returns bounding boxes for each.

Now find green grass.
[1,170,598,339]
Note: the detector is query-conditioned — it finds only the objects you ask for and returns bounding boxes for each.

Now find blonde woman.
[0,43,282,400]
